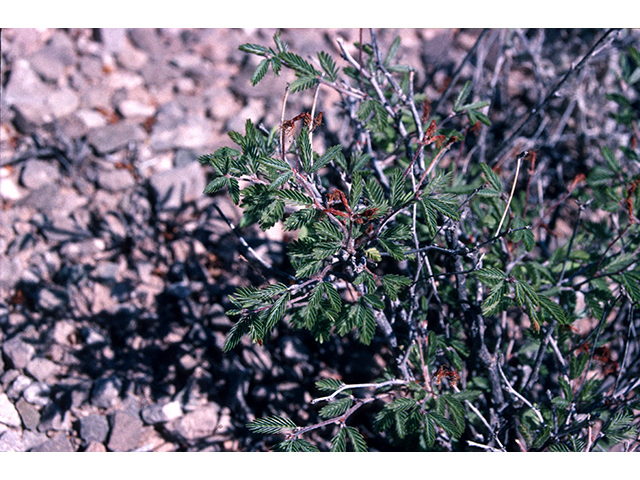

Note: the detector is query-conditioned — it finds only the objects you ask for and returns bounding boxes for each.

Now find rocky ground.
[0,28,638,452]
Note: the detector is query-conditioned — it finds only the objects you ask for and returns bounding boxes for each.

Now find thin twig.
[310,379,409,404]
[212,203,296,282]
[490,29,619,166]
[498,355,544,424]
[280,84,290,162]
[431,29,489,116]
[494,150,525,238]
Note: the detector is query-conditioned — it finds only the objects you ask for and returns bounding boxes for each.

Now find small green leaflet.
[265,291,290,332]
[538,294,568,324]
[319,397,352,419]
[247,415,297,434]
[475,267,507,286]
[250,58,270,86]
[479,162,502,191]
[239,43,269,56]
[318,51,338,82]
[298,129,313,171]
[279,51,321,77]
[381,274,412,301]
[309,144,343,173]
[277,188,313,206]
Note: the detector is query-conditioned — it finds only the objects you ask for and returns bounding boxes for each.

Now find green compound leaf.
[239,43,269,56]
[453,80,472,112]
[475,267,507,286]
[345,426,368,452]
[283,207,316,231]
[323,282,342,312]
[250,58,270,86]
[330,428,347,452]
[289,75,318,93]
[423,414,436,447]
[260,155,292,172]
[223,315,252,352]
[350,301,376,345]
[316,377,345,392]
[479,162,502,191]
[615,271,640,303]
[310,144,343,173]
[279,51,321,77]
[481,281,509,317]
[381,274,412,301]
[277,188,313,206]
[514,280,539,308]
[268,169,292,191]
[265,291,290,333]
[276,439,319,452]
[378,238,406,261]
[319,397,353,419]
[425,196,460,221]
[538,294,568,325]
[247,415,297,434]
[203,175,228,195]
[298,128,313,171]
[318,51,338,82]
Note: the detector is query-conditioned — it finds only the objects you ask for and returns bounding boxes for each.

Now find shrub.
[199,29,639,451]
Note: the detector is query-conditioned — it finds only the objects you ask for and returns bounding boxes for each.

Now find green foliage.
[200,30,640,452]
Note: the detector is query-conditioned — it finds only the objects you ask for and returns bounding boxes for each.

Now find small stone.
[91,376,122,408]
[128,29,163,55]
[80,326,107,346]
[3,59,53,126]
[149,112,215,151]
[2,336,36,369]
[17,184,60,213]
[97,28,127,53]
[116,99,156,118]
[87,122,146,155]
[0,256,25,291]
[20,159,60,190]
[5,374,32,400]
[115,42,148,70]
[92,261,120,282]
[51,320,77,346]
[46,88,80,118]
[0,393,21,428]
[280,335,311,363]
[164,403,219,442]
[85,441,107,452]
[56,377,93,410]
[37,401,71,432]
[30,433,75,452]
[107,410,143,452]
[96,168,136,192]
[22,382,51,407]
[75,108,107,129]
[107,71,145,90]
[170,53,202,70]
[0,430,25,452]
[26,357,59,383]
[79,414,109,444]
[15,397,40,430]
[140,401,183,425]
[36,287,68,313]
[148,162,206,211]
[22,430,49,451]
[28,49,65,82]
[179,353,198,372]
